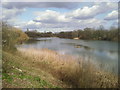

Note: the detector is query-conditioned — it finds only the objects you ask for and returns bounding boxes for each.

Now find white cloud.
[15,6,110,30]
[34,10,71,23]
[2,8,26,20]
[104,10,118,20]
[2,2,118,31]
[33,4,109,25]
[21,16,106,31]
[77,18,107,29]
[67,2,118,20]
[67,5,100,19]
[106,2,118,9]
[95,2,118,9]
[27,20,41,25]
[21,20,42,29]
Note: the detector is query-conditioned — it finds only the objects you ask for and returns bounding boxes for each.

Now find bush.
[2,22,29,51]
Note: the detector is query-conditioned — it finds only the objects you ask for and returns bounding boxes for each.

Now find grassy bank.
[3,51,67,88]
[3,48,118,88]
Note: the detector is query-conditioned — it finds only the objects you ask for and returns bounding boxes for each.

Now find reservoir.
[19,37,118,74]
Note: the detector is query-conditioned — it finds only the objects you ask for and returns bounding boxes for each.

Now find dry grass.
[17,48,118,88]
[3,51,67,88]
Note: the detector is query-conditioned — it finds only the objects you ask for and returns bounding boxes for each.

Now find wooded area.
[25,26,119,41]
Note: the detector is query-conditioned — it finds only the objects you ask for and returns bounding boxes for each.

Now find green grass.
[2,48,118,88]
[2,51,62,88]
[2,73,13,83]
[2,22,118,88]
[3,72,55,88]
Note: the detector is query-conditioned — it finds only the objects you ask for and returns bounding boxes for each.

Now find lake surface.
[19,37,118,74]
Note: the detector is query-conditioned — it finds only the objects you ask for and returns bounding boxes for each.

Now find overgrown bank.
[3,51,66,88]
[3,47,118,88]
[2,23,118,88]
[2,23,66,88]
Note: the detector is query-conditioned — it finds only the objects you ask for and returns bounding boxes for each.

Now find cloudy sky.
[2,2,118,32]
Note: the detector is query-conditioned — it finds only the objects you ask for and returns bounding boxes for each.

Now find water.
[19,37,118,74]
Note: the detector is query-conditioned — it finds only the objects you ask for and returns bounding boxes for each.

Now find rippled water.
[19,37,118,74]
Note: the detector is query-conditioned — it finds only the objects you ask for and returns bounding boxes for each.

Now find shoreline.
[27,37,119,43]
[17,47,118,88]
[2,47,118,88]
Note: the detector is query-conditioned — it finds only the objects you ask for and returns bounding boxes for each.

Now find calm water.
[19,37,118,74]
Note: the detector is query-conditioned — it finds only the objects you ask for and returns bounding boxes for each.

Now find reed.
[17,48,118,88]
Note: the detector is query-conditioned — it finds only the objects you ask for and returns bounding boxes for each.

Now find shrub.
[2,22,29,51]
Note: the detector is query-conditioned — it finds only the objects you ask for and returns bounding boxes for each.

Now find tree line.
[25,26,119,41]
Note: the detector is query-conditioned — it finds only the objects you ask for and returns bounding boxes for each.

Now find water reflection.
[25,38,52,44]
[19,37,118,74]
[62,42,92,50]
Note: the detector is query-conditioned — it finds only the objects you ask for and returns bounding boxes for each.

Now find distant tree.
[99,25,104,31]
[24,25,118,41]
[72,30,79,38]
[27,28,29,31]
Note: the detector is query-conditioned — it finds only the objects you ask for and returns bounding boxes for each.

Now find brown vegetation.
[17,48,118,88]
[2,23,118,88]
